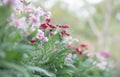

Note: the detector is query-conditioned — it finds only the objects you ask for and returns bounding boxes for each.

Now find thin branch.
[83,0,102,38]
[103,0,113,32]
[87,14,102,38]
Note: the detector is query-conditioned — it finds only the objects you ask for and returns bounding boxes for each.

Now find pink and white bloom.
[23,7,34,12]
[96,53,106,62]
[44,11,51,18]
[96,61,107,70]
[66,53,74,60]
[2,0,18,6]
[34,7,44,17]
[36,30,48,42]
[87,52,95,58]
[29,14,40,28]
[12,17,28,31]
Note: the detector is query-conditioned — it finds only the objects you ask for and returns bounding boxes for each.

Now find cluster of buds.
[40,17,70,36]
[68,43,88,56]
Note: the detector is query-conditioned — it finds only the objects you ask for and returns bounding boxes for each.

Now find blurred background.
[31,0,120,77]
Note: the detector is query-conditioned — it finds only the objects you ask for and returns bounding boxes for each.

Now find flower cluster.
[6,0,71,43]
[36,30,48,41]
[67,43,88,56]
[6,0,50,42]
[86,51,112,70]
[2,0,17,6]
[40,18,70,37]
[1,1,113,77]
[67,42,112,71]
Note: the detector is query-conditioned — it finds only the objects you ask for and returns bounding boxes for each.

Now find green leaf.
[0,5,11,25]
[28,66,56,77]
[0,60,30,77]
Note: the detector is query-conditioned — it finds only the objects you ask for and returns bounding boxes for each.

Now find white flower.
[34,7,44,17]
[96,61,107,70]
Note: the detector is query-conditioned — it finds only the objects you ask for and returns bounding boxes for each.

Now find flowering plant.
[0,0,113,77]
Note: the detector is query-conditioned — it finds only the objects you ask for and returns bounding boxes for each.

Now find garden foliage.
[0,0,113,77]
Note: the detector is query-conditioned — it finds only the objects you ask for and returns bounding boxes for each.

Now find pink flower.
[36,30,44,37]
[24,7,34,12]
[40,37,48,42]
[29,14,40,28]
[47,23,56,28]
[30,39,36,43]
[66,53,74,60]
[44,11,51,18]
[13,17,28,31]
[61,30,70,36]
[87,52,95,58]
[36,30,48,42]
[59,25,70,28]
[80,43,88,49]
[40,23,48,29]
[29,14,39,23]
[2,0,17,6]
[96,53,106,62]
[46,18,51,23]
[74,47,83,55]
[32,7,44,17]
[20,0,24,2]
[101,51,110,58]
